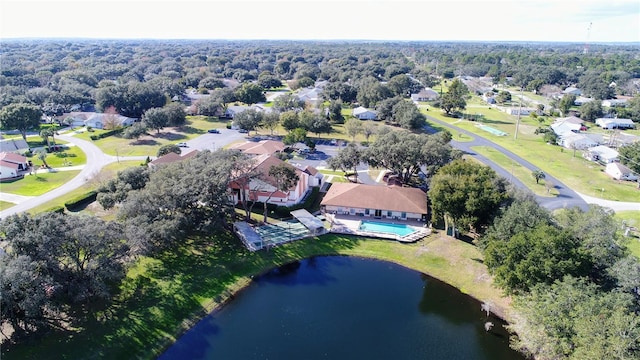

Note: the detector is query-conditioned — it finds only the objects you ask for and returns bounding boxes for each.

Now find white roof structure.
[290,209,325,235]
[587,145,619,163]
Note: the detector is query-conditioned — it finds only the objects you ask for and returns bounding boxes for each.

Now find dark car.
[208,129,220,134]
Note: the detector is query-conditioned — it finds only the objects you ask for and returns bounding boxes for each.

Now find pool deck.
[324,213,431,243]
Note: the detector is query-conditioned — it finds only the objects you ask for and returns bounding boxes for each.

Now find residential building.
[229,154,311,207]
[559,133,603,149]
[0,138,29,153]
[352,106,378,120]
[410,88,439,102]
[584,145,619,163]
[320,183,428,221]
[0,152,29,180]
[562,87,582,96]
[605,162,638,181]
[147,150,198,169]
[230,140,285,156]
[596,118,635,130]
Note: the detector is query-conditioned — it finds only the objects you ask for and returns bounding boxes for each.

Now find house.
[298,164,324,187]
[60,112,136,129]
[562,87,582,96]
[320,183,428,221]
[229,154,311,207]
[352,106,378,120]
[0,152,29,180]
[574,96,595,106]
[605,162,638,181]
[551,121,582,136]
[555,116,584,126]
[559,133,602,149]
[147,150,198,169]
[596,118,635,130]
[602,99,628,108]
[410,88,439,102]
[0,138,29,153]
[584,145,619,163]
[230,140,285,156]
[296,87,323,106]
[224,105,250,119]
[608,133,640,148]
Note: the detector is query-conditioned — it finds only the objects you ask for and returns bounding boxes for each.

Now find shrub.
[89,128,123,141]
[45,205,65,214]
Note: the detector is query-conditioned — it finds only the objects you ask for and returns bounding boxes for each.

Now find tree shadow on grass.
[131,139,159,146]
[178,126,205,135]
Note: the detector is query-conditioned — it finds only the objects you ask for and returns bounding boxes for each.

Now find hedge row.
[90,128,123,140]
[64,191,97,210]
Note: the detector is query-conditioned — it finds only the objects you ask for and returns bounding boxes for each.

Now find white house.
[352,106,378,120]
[602,99,628,108]
[605,162,638,181]
[596,118,635,130]
[320,183,428,221]
[410,88,439,102]
[563,87,582,96]
[584,145,619,163]
[551,120,582,136]
[224,105,250,119]
[61,112,136,129]
[0,152,29,180]
[559,133,602,149]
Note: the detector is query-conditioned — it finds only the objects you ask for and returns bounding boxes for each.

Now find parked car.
[207,129,220,134]
[177,142,188,147]
[239,129,249,133]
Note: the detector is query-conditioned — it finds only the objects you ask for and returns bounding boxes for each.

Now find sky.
[1,0,639,43]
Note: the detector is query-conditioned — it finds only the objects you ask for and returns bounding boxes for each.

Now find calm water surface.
[159,256,525,360]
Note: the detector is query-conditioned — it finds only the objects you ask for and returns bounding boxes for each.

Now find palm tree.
[532,169,545,184]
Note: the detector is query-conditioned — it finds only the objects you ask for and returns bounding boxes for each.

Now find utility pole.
[514,86,523,140]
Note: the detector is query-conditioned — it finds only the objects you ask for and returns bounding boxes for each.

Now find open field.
[423,100,640,202]
[0,171,80,196]
[73,117,230,156]
[2,232,509,360]
[471,146,558,197]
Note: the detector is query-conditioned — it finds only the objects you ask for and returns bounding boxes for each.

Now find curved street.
[426,115,639,212]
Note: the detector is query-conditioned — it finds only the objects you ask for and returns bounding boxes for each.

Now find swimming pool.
[359,221,416,237]
[478,125,508,136]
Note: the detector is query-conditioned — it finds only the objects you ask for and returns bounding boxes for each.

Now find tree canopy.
[428,159,509,234]
[0,103,42,141]
[439,78,468,115]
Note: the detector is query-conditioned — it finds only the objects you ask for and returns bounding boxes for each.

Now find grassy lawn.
[0,200,15,211]
[615,210,640,259]
[0,171,80,196]
[27,161,143,215]
[472,146,558,197]
[423,98,640,202]
[74,117,230,156]
[41,143,87,168]
[2,231,510,360]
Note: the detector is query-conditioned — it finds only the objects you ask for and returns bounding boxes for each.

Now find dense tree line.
[0,150,245,340]
[480,196,640,358]
[2,40,639,132]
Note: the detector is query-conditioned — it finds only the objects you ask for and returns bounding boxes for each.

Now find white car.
[177,142,188,147]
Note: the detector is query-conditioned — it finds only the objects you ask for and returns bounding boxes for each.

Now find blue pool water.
[478,125,507,136]
[359,220,416,237]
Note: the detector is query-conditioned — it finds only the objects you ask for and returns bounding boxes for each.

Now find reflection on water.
[159,256,524,360]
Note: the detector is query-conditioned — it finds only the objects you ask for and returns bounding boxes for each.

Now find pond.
[159,256,524,360]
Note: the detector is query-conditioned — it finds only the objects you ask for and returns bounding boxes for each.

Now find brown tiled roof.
[230,140,285,155]
[321,183,428,214]
[149,150,198,166]
[303,165,318,176]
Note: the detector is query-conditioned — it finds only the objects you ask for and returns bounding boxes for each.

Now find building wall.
[323,205,423,220]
